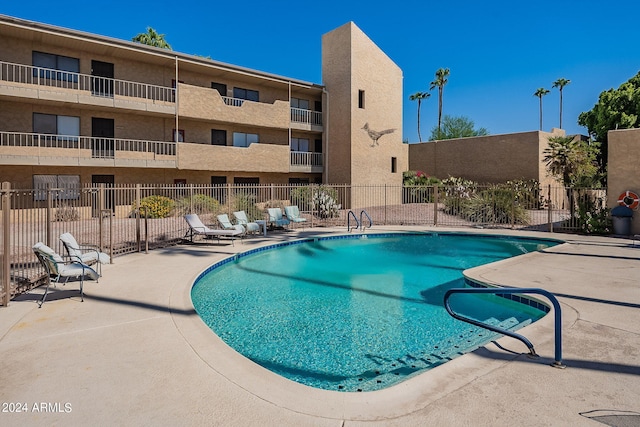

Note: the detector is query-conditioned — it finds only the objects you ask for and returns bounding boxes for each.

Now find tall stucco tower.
[322,22,406,206]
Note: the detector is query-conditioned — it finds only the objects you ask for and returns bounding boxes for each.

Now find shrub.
[576,193,611,234]
[463,187,529,225]
[441,177,478,215]
[313,190,341,218]
[403,171,442,203]
[232,193,262,221]
[175,194,221,215]
[54,204,80,221]
[134,195,174,218]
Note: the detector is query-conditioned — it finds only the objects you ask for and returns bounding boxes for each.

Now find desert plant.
[54,204,80,221]
[134,195,174,218]
[232,193,262,221]
[576,193,611,234]
[312,187,341,218]
[463,187,529,225]
[440,176,478,215]
[175,194,221,215]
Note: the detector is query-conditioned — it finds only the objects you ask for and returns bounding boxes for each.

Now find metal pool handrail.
[360,210,372,231]
[444,287,565,368]
[347,210,359,232]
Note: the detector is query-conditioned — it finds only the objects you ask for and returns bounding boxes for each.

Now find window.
[314,101,322,112]
[291,98,309,110]
[291,137,309,152]
[233,132,258,147]
[32,51,79,82]
[358,90,365,109]
[391,157,397,173]
[314,139,323,153]
[33,113,80,141]
[33,174,80,201]
[211,82,227,96]
[173,129,184,142]
[233,87,259,102]
[211,129,227,146]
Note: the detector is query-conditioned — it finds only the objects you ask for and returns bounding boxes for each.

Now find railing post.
[548,184,553,233]
[135,184,141,253]
[433,185,439,226]
[2,182,11,306]
[46,184,53,247]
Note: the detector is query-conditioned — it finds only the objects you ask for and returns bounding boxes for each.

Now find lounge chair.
[60,232,110,276]
[267,207,290,229]
[32,242,99,307]
[184,214,242,245]
[217,214,246,235]
[284,205,307,229]
[233,211,261,234]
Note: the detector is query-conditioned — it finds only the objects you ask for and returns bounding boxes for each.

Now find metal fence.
[0,182,606,306]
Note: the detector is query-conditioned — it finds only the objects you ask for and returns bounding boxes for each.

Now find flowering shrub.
[134,195,174,218]
[403,171,442,203]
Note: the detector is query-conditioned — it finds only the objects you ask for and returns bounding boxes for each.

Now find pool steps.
[344,316,531,392]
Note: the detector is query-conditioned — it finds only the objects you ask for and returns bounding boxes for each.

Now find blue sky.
[3,1,639,142]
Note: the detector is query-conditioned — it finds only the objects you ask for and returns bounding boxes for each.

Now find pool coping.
[171,231,579,421]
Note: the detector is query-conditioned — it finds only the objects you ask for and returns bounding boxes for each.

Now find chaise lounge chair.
[267,207,290,229]
[233,211,261,234]
[284,205,307,229]
[184,214,243,245]
[60,232,110,276]
[32,242,99,307]
[217,214,246,235]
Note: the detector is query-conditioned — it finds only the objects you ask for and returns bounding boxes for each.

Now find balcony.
[290,151,323,173]
[0,131,177,168]
[0,61,176,114]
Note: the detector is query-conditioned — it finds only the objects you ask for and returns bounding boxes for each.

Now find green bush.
[134,195,174,218]
[403,171,442,203]
[576,193,611,234]
[175,194,221,215]
[232,193,262,221]
[463,187,529,225]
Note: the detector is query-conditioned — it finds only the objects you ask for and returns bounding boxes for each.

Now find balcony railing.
[0,132,177,159]
[290,151,323,168]
[221,96,246,107]
[290,107,323,126]
[0,61,175,103]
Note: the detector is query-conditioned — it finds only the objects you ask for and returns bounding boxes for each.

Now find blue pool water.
[191,233,560,392]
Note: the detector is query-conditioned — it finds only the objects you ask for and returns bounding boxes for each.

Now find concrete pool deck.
[1,227,639,426]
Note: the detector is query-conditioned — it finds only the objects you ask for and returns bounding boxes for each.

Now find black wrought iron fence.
[0,182,606,305]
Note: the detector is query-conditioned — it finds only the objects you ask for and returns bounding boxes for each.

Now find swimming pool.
[191,233,560,392]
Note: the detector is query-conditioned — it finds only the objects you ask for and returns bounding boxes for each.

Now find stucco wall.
[322,22,406,206]
[608,128,640,235]
[408,129,565,184]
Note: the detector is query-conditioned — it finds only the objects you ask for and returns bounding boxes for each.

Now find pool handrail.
[444,287,565,368]
[347,210,360,232]
[360,210,372,231]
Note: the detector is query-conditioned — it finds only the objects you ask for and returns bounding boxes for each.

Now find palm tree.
[552,78,571,129]
[409,91,430,142]
[543,135,598,219]
[430,68,450,137]
[534,88,550,130]
[132,27,172,49]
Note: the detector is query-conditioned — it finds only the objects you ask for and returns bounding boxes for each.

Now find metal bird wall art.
[362,123,396,147]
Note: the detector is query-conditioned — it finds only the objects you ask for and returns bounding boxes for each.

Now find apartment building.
[0,15,406,199]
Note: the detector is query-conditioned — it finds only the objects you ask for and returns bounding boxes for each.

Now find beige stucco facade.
[322,22,406,207]
[408,129,566,187]
[607,128,640,234]
[0,15,326,187]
